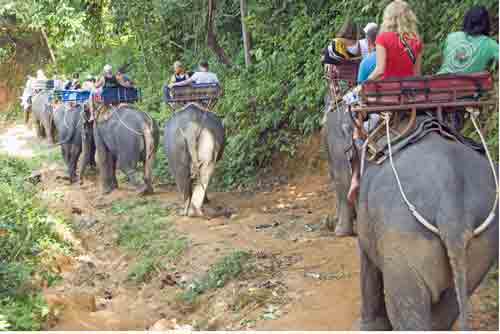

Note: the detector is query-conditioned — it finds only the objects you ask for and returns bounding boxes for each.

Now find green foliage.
[109,199,188,283]
[0,154,69,330]
[0,314,10,331]
[4,0,498,189]
[0,294,49,331]
[179,251,251,304]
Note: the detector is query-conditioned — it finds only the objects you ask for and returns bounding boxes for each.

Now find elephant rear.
[163,105,225,216]
[358,133,498,330]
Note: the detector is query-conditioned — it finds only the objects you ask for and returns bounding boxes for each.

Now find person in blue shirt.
[357,25,378,83]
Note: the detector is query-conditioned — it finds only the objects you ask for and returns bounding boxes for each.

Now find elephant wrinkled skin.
[325,108,498,330]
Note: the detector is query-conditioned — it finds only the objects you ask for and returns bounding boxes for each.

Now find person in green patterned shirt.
[438,6,498,130]
[438,6,498,74]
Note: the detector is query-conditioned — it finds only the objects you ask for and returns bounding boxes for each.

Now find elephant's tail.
[441,224,472,331]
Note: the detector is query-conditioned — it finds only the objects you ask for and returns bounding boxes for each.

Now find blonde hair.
[381,0,419,38]
[173,61,183,70]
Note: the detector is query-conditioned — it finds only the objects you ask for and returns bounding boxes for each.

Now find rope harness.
[385,110,498,237]
[95,104,154,137]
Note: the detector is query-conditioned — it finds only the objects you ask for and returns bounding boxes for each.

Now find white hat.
[363,22,378,34]
[103,64,112,73]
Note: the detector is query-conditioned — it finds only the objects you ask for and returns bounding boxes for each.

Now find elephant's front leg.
[334,179,356,236]
[358,246,391,330]
[24,106,31,125]
[34,118,46,138]
[79,132,91,184]
[68,144,82,184]
[96,146,115,194]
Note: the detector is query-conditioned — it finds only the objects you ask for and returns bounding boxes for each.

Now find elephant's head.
[324,97,357,236]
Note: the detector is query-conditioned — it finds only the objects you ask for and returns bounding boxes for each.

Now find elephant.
[31,90,57,143]
[81,105,159,195]
[51,103,96,183]
[163,104,224,217]
[325,107,498,330]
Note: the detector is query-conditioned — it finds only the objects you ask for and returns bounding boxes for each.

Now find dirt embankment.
[0,31,50,113]
[2,125,498,331]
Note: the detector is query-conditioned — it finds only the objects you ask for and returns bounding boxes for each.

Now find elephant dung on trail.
[164,105,224,217]
[325,109,498,330]
[31,91,57,143]
[82,105,159,195]
[51,103,96,183]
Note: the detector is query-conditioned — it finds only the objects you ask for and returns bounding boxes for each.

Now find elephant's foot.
[137,184,153,196]
[86,165,98,175]
[111,177,119,189]
[354,317,392,331]
[187,206,205,218]
[101,183,117,195]
[334,221,355,237]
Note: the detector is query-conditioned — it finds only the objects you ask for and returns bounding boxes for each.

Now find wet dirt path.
[1,123,497,331]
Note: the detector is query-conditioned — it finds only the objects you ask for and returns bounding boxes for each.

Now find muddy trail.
[1,123,498,331]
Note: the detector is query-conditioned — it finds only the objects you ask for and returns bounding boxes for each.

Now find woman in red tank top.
[348,0,424,205]
[367,0,424,81]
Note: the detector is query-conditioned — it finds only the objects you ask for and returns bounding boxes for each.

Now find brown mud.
[1,123,498,331]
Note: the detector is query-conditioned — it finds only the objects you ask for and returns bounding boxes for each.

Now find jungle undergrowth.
[0,154,71,331]
[108,198,188,284]
[177,251,252,306]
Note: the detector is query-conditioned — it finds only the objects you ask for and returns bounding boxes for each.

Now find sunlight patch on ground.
[0,124,36,158]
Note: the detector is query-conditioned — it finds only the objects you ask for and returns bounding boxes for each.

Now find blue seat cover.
[102,87,140,104]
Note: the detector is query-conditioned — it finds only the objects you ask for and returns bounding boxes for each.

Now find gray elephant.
[326,108,498,330]
[163,105,224,217]
[51,103,96,183]
[81,105,159,195]
[31,91,57,143]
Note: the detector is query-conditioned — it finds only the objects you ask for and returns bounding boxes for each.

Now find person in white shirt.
[36,69,47,80]
[170,61,219,88]
[358,22,378,59]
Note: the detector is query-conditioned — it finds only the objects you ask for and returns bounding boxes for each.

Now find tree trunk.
[240,0,252,67]
[40,28,56,65]
[206,0,232,66]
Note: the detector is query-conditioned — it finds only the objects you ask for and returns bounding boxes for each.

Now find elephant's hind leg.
[383,260,432,330]
[189,129,216,218]
[358,247,392,330]
[68,144,82,183]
